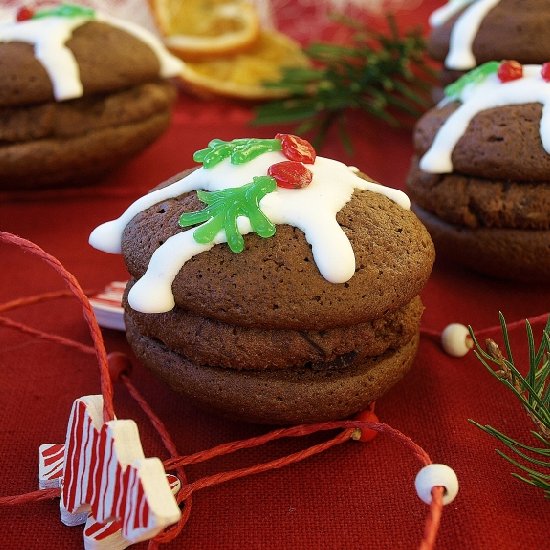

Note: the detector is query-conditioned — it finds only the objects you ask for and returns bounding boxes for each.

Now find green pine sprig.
[193,138,282,169]
[252,15,434,151]
[33,3,95,19]
[468,313,550,498]
[178,176,277,253]
[444,61,499,101]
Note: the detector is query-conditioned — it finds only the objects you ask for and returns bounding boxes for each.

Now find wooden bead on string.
[351,406,379,443]
[107,352,132,382]
[441,323,473,357]
[415,464,459,505]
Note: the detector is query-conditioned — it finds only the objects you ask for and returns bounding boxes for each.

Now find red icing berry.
[268,161,312,189]
[497,60,523,83]
[16,6,34,21]
[275,133,316,164]
[542,63,550,82]
[352,408,379,443]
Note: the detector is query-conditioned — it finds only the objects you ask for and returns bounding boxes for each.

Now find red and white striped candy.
[89,281,126,331]
[82,474,181,550]
[47,395,181,547]
[38,443,64,489]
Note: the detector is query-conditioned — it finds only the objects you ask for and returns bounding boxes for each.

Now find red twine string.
[0,231,479,549]
[0,488,60,506]
[0,288,97,313]
[119,374,193,547]
[421,487,444,550]
[0,232,115,423]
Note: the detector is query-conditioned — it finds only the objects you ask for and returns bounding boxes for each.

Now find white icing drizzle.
[0,13,182,101]
[429,0,474,27]
[89,151,411,313]
[420,65,550,173]
[430,0,501,70]
[0,18,85,99]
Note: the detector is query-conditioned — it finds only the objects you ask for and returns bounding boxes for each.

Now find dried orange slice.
[175,29,310,100]
[149,0,260,60]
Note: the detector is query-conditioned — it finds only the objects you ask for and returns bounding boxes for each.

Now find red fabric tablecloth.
[1,2,550,548]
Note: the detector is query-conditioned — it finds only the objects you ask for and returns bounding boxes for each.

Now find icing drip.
[420,65,550,173]
[0,13,182,101]
[431,0,501,70]
[89,152,411,314]
[0,18,85,99]
[429,0,474,27]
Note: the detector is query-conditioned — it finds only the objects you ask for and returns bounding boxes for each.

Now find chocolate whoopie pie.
[428,0,550,92]
[90,135,434,424]
[407,62,550,282]
[0,3,182,190]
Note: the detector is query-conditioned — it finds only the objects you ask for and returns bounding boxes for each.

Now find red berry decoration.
[268,161,312,189]
[16,6,34,21]
[497,60,523,83]
[542,63,550,82]
[352,408,379,443]
[275,133,316,164]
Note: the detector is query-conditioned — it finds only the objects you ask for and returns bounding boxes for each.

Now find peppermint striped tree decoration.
[39,395,181,549]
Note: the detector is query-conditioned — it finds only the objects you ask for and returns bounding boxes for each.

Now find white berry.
[415,464,459,505]
[441,323,473,357]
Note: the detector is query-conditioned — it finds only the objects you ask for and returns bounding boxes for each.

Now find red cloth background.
[1,2,549,548]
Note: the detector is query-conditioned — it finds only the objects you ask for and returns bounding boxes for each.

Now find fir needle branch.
[252,100,321,125]
[337,115,353,155]
[511,474,549,492]
[496,450,550,481]
[253,15,434,151]
[534,317,550,368]
[469,315,550,497]
[532,430,550,446]
[294,118,318,136]
[471,422,550,464]
[527,322,537,395]
[499,311,515,367]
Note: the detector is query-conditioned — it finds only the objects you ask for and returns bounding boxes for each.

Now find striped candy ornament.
[38,440,181,550]
[89,281,126,331]
[38,443,65,489]
[82,475,181,550]
[40,395,180,548]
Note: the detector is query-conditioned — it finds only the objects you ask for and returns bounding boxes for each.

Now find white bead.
[415,464,459,505]
[441,323,473,357]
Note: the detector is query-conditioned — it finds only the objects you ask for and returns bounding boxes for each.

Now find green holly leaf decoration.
[193,138,282,169]
[33,3,95,19]
[178,176,277,253]
[444,61,500,101]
